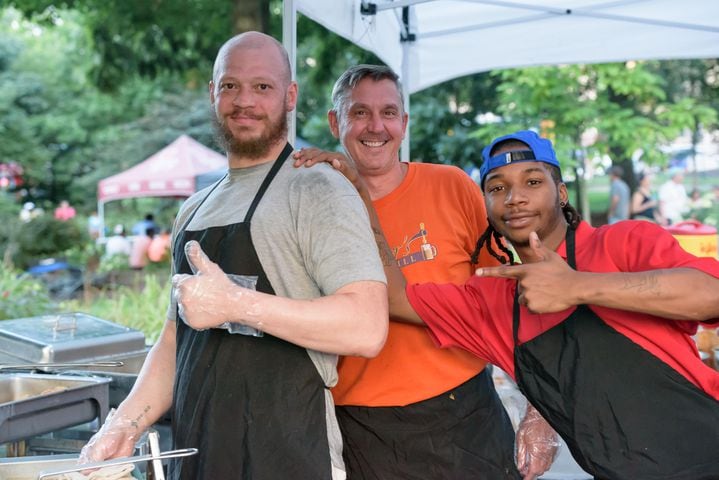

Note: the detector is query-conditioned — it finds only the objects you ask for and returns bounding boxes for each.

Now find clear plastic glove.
[515,405,561,480]
[78,409,142,465]
[172,240,261,331]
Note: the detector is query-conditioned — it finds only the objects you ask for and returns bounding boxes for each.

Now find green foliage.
[472,61,718,173]
[0,267,54,320]
[0,194,22,266]
[60,273,170,342]
[9,0,230,91]
[293,14,382,150]
[410,74,500,166]
[0,6,221,213]
[13,215,87,268]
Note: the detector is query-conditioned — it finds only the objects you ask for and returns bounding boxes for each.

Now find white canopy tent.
[284,0,719,160]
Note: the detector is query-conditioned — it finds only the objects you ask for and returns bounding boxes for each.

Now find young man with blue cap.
[383,130,719,479]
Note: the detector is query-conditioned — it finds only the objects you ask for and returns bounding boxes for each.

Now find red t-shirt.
[407,220,719,400]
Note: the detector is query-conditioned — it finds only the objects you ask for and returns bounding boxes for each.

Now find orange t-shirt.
[148,233,170,262]
[332,162,497,406]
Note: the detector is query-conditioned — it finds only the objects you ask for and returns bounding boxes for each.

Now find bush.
[0,195,22,266]
[60,273,170,343]
[13,215,89,269]
[0,267,54,320]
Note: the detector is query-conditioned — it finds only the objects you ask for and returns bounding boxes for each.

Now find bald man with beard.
[78,32,388,480]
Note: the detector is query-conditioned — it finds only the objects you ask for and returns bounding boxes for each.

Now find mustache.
[228,108,265,120]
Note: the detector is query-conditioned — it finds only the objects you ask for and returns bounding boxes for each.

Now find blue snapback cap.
[480,130,560,187]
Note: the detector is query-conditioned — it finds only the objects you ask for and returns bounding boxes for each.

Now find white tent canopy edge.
[283,0,719,160]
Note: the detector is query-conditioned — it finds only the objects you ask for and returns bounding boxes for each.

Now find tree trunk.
[609,145,637,192]
[233,0,270,34]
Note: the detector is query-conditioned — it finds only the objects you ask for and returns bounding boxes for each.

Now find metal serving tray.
[0,448,198,480]
[0,373,110,444]
[0,454,78,480]
[0,313,146,363]
[64,351,149,408]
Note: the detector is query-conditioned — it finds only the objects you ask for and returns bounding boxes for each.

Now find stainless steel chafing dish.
[0,447,197,480]
[0,313,146,364]
[0,373,110,445]
[0,313,150,409]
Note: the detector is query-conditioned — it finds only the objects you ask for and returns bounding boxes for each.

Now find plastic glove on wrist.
[516,406,561,480]
[78,409,142,465]
[173,240,257,330]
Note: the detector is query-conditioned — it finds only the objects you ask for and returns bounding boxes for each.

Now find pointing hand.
[476,232,579,313]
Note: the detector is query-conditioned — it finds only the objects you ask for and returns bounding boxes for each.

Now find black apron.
[336,368,521,479]
[169,143,332,480]
[513,227,719,480]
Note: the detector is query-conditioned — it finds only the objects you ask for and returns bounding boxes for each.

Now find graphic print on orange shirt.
[394,222,439,268]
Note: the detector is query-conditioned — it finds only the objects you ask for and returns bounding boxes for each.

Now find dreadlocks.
[470,165,582,266]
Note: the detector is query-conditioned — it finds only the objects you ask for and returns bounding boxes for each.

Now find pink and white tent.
[97,135,227,236]
[98,135,226,202]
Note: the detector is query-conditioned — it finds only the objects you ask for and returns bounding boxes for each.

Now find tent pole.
[283,0,297,147]
[98,200,105,240]
[400,5,414,162]
[401,42,411,162]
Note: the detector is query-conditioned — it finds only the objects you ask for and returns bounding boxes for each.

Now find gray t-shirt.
[167,156,385,478]
[609,178,630,223]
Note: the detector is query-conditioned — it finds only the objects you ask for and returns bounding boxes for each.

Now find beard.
[212,107,288,160]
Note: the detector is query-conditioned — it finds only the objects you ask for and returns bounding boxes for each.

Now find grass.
[581,169,719,221]
[59,272,170,343]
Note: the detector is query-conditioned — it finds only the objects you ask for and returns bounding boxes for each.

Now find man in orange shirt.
[295,65,557,479]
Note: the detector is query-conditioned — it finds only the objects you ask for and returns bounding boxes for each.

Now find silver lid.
[0,312,146,363]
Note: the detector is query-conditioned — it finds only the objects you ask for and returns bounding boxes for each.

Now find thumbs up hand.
[172,241,255,330]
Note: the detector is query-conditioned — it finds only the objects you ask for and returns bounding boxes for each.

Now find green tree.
[472,61,716,220]
[0,6,218,212]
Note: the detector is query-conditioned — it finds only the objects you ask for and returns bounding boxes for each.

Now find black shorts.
[336,368,521,480]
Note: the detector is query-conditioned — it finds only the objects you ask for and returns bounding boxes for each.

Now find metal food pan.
[0,448,197,480]
[64,350,149,408]
[0,313,146,363]
[0,454,79,480]
[0,373,110,444]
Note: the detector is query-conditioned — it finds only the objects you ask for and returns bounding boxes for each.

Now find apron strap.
[566,225,577,270]
[512,224,578,346]
[244,142,294,223]
[512,286,521,346]
[173,173,228,260]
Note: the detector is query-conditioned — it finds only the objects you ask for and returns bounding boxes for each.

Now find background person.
[658,167,689,225]
[131,213,158,236]
[104,224,131,258]
[631,172,665,224]
[128,227,153,270]
[295,65,557,480]
[384,130,719,480]
[87,211,102,240]
[607,166,630,224]
[147,228,171,262]
[19,201,42,222]
[78,32,387,480]
[54,200,76,221]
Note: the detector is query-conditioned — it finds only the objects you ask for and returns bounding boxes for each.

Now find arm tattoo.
[621,272,661,296]
[130,405,152,430]
[372,226,396,267]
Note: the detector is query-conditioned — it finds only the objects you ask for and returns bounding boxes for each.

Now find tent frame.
[283,0,719,162]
